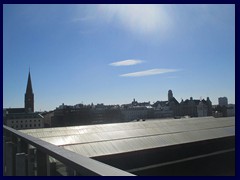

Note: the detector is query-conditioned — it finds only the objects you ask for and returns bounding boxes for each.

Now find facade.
[6,112,44,129]
[218,97,228,107]
[213,99,234,117]
[3,108,25,124]
[213,104,235,117]
[180,97,199,117]
[152,101,173,118]
[121,106,152,121]
[180,97,212,117]
[42,111,54,127]
[168,98,180,116]
[197,101,208,117]
[152,90,179,118]
[206,97,213,116]
[227,104,235,117]
[120,99,152,121]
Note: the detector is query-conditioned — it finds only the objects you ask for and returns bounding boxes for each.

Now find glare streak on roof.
[62,126,234,157]
[20,117,235,157]
[21,117,233,138]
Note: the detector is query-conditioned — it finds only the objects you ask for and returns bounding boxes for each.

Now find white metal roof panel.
[21,117,235,157]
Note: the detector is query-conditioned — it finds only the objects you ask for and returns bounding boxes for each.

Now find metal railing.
[3,125,135,176]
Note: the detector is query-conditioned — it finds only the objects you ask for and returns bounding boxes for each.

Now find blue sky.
[3,4,235,111]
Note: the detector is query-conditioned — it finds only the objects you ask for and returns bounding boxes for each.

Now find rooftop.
[21,117,235,158]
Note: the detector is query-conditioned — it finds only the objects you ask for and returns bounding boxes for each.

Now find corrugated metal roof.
[62,126,234,157]
[20,117,235,158]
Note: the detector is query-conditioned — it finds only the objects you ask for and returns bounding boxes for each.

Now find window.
[29,124,32,127]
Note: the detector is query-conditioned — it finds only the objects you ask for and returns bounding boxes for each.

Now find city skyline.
[3,4,235,111]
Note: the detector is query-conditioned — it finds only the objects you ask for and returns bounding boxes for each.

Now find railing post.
[46,156,51,176]
[67,166,77,176]
[3,125,136,176]
[11,134,18,146]
[18,139,28,153]
[3,136,6,175]
[49,162,57,176]
[27,148,35,176]
[36,150,49,176]
[5,142,16,176]
[15,153,27,176]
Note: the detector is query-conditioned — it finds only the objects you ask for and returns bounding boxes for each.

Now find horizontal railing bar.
[3,125,135,176]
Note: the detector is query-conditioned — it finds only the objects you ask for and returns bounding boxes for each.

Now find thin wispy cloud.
[97,4,172,35]
[120,69,179,77]
[109,59,143,66]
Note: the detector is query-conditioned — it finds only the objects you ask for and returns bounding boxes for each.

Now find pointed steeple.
[25,69,34,112]
[26,70,33,94]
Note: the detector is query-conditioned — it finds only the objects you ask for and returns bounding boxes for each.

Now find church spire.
[26,70,33,94]
[25,70,34,112]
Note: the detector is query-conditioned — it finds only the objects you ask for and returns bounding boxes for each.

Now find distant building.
[206,97,213,116]
[120,99,153,121]
[168,90,173,101]
[152,90,179,118]
[213,105,227,117]
[213,98,234,117]
[121,105,152,121]
[168,90,180,116]
[227,104,235,117]
[152,101,173,118]
[52,103,124,127]
[44,90,217,127]
[197,101,208,117]
[218,97,228,107]
[42,111,54,127]
[180,97,212,117]
[5,112,44,129]
[4,70,44,129]
[180,97,199,117]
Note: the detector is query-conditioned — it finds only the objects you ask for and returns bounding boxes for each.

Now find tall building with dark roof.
[168,90,173,101]
[4,70,44,129]
[25,71,34,112]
